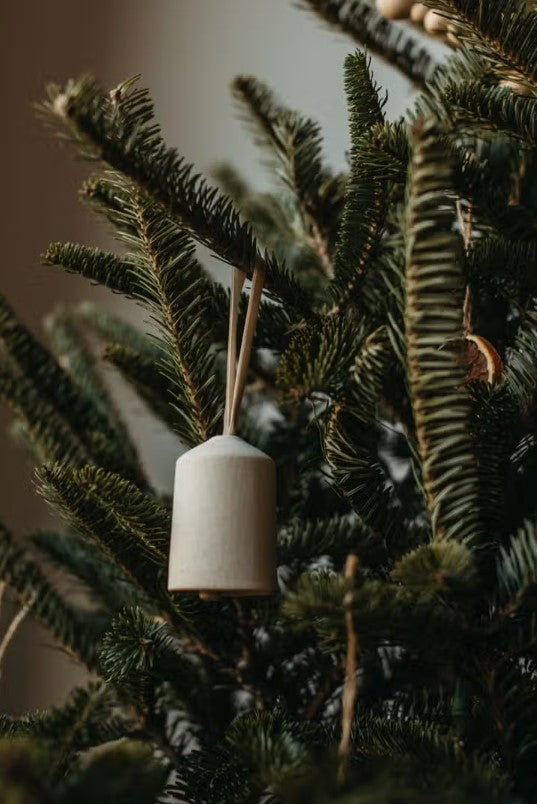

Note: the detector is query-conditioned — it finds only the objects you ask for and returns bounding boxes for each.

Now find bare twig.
[337,554,360,785]
[0,595,36,680]
[457,199,473,334]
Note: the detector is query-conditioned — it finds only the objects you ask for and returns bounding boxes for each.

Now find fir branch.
[444,81,537,146]
[391,540,475,599]
[505,298,537,411]
[99,607,207,725]
[470,383,519,542]
[0,295,141,480]
[103,343,180,432]
[0,524,105,667]
[127,190,223,444]
[44,305,142,472]
[465,236,537,307]
[0,364,92,467]
[36,464,172,613]
[283,570,463,652]
[43,241,141,297]
[430,0,537,89]
[333,52,387,303]
[75,302,166,361]
[324,408,401,541]
[298,0,436,88]
[40,76,312,317]
[277,314,357,402]
[497,520,537,606]
[348,325,392,421]
[31,529,140,612]
[232,75,336,278]
[404,119,480,543]
[175,710,309,803]
[278,515,368,566]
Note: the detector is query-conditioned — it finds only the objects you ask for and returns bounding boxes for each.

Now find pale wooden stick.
[224,268,246,434]
[227,265,265,436]
[337,554,359,785]
[0,595,35,680]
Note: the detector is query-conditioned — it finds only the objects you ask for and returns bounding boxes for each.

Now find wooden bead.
[410,3,428,23]
[168,435,277,597]
[424,9,448,33]
[376,0,414,19]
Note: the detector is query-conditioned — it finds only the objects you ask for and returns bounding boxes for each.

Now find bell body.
[168,435,277,596]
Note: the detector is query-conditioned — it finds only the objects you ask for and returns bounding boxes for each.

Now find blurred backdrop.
[0,0,422,713]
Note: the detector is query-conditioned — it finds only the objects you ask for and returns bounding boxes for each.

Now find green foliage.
[431,0,537,88]
[333,51,386,302]
[0,524,105,666]
[391,540,475,599]
[40,75,312,317]
[277,314,357,401]
[43,242,140,296]
[4,2,537,800]
[36,464,171,613]
[175,710,310,803]
[232,75,338,279]
[299,0,436,87]
[0,295,142,481]
[505,299,537,412]
[404,119,480,543]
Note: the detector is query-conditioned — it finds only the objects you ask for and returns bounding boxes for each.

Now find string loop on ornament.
[223,264,265,436]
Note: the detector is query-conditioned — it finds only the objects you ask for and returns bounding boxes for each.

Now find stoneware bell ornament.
[168,265,277,598]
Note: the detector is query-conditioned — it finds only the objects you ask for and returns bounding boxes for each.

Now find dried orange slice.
[465,334,504,384]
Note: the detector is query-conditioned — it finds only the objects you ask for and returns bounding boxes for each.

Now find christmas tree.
[2,0,537,800]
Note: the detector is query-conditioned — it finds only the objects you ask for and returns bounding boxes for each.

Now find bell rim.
[167,584,277,596]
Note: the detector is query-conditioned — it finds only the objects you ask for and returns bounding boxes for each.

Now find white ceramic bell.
[168,434,277,596]
[167,264,277,597]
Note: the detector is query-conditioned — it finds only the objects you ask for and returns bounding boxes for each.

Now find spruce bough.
[2,1,537,801]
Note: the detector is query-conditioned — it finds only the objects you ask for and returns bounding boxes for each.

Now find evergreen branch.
[232,75,335,278]
[324,408,401,541]
[0,295,141,480]
[0,364,92,466]
[0,524,105,666]
[298,0,436,88]
[103,343,180,431]
[43,241,141,297]
[465,236,537,307]
[333,52,387,303]
[81,175,234,344]
[75,302,166,361]
[175,710,309,803]
[348,325,392,421]
[40,76,312,317]
[444,81,537,145]
[404,119,480,542]
[126,190,223,444]
[99,607,207,725]
[497,520,537,606]
[352,714,507,796]
[37,463,171,612]
[430,0,537,89]
[470,383,519,542]
[278,515,369,566]
[283,571,463,652]
[31,529,140,612]
[0,682,130,767]
[44,305,143,472]
[391,540,475,599]
[454,142,537,240]
[277,314,357,402]
[505,298,537,411]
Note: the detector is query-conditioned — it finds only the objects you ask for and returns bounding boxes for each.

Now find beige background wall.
[0,0,421,714]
